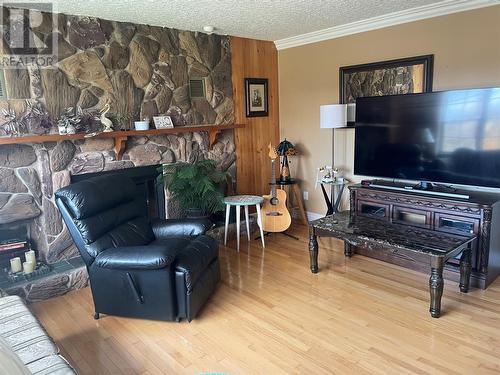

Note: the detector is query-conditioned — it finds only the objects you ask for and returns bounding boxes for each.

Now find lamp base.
[280,155,291,181]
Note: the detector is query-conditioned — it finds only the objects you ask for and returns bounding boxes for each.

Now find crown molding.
[274,0,499,50]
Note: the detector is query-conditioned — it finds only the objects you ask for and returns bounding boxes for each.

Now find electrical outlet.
[303,191,309,201]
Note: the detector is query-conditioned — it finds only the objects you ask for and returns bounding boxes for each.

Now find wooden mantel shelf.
[0,123,245,160]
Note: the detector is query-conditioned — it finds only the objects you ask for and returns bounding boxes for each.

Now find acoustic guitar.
[261,144,292,233]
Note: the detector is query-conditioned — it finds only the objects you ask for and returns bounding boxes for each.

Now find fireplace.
[0,224,31,268]
[0,217,88,303]
[71,164,166,220]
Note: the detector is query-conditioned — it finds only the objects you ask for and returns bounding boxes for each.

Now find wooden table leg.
[344,242,353,257]
[459,245,472,293]
[256,204,265,248]
[429,261,444,318]
[235,205,241,252]
[224,204,230,245]
[282,185,292,212]
[244,205,251,241]
[309,227,318,273]
[293,184,309,225]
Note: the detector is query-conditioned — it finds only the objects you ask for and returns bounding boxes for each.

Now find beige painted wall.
[279,5,500,215]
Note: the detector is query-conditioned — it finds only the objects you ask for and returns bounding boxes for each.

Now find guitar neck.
[271,159,276,198]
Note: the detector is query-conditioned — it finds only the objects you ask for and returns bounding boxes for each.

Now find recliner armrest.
[94,246,176,270]
[152,218,213,239]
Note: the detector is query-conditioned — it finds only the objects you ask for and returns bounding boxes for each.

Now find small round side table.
[223,195,265,251]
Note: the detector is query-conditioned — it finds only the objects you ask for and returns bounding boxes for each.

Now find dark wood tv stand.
[349,183,500,289]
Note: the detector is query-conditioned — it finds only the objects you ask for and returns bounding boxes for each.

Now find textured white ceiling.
[15,0,447,40]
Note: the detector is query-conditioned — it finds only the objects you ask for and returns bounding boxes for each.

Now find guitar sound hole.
[270,197,279,205]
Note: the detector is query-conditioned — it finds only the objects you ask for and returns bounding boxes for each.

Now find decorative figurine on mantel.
[276,138,297,182]
[57,107,81,135]
[99,99,113,132]
[1,108,27,136]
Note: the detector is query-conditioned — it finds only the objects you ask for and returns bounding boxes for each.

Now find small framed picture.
[245,78,268,117]
[153,116,174,129]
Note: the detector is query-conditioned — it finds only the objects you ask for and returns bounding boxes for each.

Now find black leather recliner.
[55,174,220,322]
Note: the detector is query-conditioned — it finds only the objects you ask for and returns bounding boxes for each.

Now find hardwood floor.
[31,223,500,374]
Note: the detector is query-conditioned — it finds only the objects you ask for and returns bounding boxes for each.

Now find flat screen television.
[354,87,500,189]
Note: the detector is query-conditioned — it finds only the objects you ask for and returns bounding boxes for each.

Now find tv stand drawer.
[392,206,431,228]
[357,199,389,220]
[434,213,479,236]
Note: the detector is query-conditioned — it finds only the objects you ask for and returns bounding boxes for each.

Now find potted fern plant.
[161,159,228,218]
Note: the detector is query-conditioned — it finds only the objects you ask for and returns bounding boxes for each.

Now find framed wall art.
[245,78,268,117]
[339,55,434,105]
[153,115,174,129]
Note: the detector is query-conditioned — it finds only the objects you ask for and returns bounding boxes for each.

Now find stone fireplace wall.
[0,7,236,265]
[0,6,234,130]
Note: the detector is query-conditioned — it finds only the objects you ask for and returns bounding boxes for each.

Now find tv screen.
[354,87,500,189]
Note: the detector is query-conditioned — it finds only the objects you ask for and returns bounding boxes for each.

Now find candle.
[10,257,22,273]
[25,250,36,264]
[23,261,35,274]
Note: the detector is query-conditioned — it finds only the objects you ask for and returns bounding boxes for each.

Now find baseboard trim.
[306,211,323,221]
[291,208,323,222]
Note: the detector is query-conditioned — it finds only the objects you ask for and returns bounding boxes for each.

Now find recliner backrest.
[55,174,155,264]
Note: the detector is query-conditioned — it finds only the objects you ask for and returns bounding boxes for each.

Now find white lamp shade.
[320,104,347,129]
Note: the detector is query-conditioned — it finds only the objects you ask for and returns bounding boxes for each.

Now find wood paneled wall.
[231,37,280,195]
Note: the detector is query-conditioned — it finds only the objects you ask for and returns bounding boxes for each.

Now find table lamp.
[277,138,297,182]
[320,104,347,166]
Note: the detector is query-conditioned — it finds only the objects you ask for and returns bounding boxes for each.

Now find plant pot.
[185,208,211,220]
[134,120,149,131]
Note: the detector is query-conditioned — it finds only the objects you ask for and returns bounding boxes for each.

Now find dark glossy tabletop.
[310,211,476,257]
